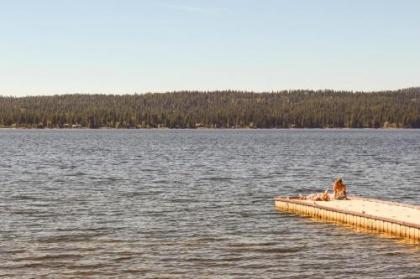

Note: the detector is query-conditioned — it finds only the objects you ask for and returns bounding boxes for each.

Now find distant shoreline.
[1,127,418,130]
[1,89,419,129]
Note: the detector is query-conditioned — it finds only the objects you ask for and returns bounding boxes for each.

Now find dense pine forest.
[0,88,419,129]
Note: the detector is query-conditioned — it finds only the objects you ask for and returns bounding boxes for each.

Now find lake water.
[0,129,419,278]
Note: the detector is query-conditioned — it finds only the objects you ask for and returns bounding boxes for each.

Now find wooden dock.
[274,196,420,241]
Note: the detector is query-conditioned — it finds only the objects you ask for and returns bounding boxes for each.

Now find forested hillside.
[0,89,419,128]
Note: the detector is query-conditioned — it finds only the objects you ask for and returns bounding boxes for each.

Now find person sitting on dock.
[333,178,347,200]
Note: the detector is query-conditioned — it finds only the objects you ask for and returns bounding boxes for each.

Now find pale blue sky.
[1,0,419,96]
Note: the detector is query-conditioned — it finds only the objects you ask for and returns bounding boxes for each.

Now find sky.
[0,0,419,96]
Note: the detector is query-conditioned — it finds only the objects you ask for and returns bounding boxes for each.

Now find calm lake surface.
[1,129,419,278]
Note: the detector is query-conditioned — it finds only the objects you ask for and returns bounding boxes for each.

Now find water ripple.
[0,129,419,278]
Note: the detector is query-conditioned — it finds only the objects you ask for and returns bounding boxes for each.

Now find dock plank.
[305,198,420,227]
[274,196,420,240]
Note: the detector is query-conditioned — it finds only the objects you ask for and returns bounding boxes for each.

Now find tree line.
[0,88,419,128]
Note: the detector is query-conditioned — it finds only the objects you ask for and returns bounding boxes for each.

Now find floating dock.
[274,196,420,241]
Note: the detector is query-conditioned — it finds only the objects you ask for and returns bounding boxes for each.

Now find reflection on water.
[0,129,419,278]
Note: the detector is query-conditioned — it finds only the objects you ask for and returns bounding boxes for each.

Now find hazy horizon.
[1,0,419,96]
[1,86,420,98]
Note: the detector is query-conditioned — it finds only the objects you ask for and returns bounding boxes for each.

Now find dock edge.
[274,196,420,241]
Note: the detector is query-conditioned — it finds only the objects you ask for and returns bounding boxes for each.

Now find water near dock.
[1,129,419,278]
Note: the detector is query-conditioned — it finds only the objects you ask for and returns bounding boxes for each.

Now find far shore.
[0,127,417,130]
